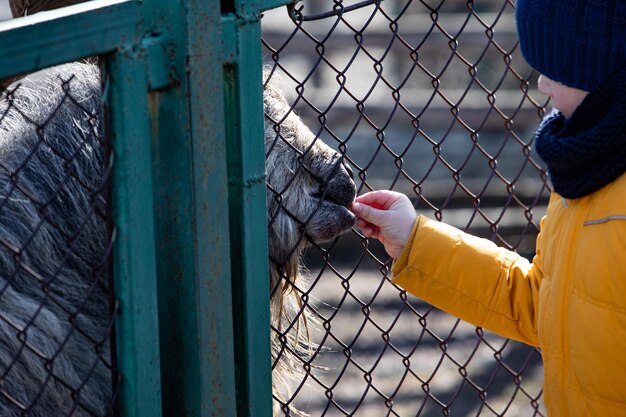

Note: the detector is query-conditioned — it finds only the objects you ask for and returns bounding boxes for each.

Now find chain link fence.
[262,0,549,415]
[0,62,116,416]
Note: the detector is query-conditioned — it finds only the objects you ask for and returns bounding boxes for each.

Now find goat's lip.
[311,193,358,230]
[306,204,357,244]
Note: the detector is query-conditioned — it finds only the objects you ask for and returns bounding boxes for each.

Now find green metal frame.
[140,1,238,416]
[107,48,163,417]
[0,0,295,415]
[0,0,139,79]
[0,1,163,416]
[223,12,271,417]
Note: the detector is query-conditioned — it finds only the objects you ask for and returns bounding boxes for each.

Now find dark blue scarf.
[534,66,626,199]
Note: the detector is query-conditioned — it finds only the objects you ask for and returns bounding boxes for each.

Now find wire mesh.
[0,62,116,416]
[262,0,549,415]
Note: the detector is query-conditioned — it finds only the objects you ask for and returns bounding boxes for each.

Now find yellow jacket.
[392,173,626,416]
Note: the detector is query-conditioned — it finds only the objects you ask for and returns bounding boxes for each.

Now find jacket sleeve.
[391,215,544,346]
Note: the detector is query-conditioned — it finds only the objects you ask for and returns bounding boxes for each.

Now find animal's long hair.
[263,71,357,413]
[0,63,112,416]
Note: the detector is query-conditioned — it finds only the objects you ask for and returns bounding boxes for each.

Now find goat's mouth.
[307,190,357,243]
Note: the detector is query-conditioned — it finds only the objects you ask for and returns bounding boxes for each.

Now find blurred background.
[0,0,10,20]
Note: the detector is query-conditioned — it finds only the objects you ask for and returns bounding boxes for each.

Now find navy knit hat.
[515,0,626,92]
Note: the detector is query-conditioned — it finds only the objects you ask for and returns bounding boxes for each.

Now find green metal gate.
[0,0,287,415]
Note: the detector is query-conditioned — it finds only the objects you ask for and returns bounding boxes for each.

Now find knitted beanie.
[515,0,626,92]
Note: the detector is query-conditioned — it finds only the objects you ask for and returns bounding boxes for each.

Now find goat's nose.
[344,163,354,180]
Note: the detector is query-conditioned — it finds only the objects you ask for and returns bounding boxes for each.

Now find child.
[350,0,626,416]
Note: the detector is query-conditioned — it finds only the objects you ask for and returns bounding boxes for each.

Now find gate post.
[140,1,238,416]
[222,1,295,416]
[107,45,163,417]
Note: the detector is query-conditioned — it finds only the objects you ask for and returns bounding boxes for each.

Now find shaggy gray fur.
[263,74,357,410]
[0,63,110,416]
[0,62,356,416]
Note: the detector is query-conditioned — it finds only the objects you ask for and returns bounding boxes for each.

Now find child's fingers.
[351,202,383,225]
[356,219,379,237]
[361,225,379,239]
[355,191,389,207]
[355,190,400,209]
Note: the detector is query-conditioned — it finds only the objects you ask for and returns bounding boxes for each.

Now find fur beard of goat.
[0,62,357,416]
[263,75,357,412]
[0,63,110,416]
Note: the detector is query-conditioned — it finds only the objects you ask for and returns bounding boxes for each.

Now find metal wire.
[288,0,384,22]
[263,0,549,415]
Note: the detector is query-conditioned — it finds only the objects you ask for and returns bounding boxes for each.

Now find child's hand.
[350,190,417,259]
